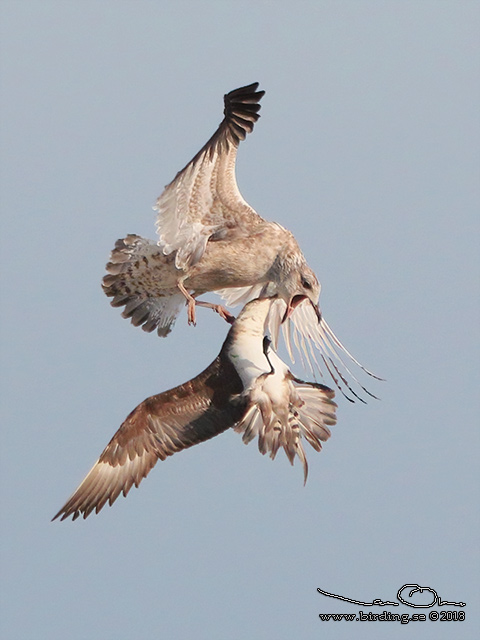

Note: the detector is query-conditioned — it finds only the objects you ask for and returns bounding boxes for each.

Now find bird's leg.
[177,281,197,326]
[194,299,236,324]
[177,282,235,326]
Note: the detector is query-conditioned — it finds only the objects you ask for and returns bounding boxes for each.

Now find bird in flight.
[53,298,337,521]
[103,83,381,401]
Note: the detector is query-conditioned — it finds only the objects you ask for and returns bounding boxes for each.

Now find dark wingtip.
[224,82,265,105]
[51,509,66,522]
[222,82,265,144]
[173,83,266,170]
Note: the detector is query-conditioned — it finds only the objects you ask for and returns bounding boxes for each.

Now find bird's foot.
[195,300,235,324]
[177,283,235,326]
[214,305,236,324]
[177,282,197,326]
[187,299,197,326]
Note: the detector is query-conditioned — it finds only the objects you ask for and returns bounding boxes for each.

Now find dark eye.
[301,277,312,290]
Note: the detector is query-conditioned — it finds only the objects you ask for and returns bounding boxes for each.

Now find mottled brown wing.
[53,357,245,521]
[154,83,266,270]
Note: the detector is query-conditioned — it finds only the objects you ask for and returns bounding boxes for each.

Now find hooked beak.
[281,295,321,323]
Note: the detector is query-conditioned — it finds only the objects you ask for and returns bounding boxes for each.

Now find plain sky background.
[1,2,479,639]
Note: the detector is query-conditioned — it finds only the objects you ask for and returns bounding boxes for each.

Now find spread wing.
[53,358,245,521]
[215,288,383,402]
[271,300,383,403]
[154,83,266,270]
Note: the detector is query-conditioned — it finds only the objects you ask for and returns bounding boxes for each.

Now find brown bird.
[53,299,337,521]
[102,83,381,401]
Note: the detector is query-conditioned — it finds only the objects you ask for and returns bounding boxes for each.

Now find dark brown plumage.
[53,299,337,521]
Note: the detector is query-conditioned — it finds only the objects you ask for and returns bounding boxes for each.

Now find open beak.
[281,295,322,324]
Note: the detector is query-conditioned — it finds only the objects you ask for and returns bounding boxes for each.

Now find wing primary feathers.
[168,82,265,177]
[283,302,383,402]
[314,317,381,400]
[320,317,385,381]
[52,357,245,521]
[221,82,265,146]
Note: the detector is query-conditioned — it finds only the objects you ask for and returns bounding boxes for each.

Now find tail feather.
[234,379,336,483]
[102,235,183,337]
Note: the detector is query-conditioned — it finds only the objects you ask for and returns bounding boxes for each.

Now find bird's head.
[279,264,321,323]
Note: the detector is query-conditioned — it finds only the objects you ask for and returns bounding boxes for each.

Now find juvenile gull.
[53,299,337,521]
[103,82,381,401]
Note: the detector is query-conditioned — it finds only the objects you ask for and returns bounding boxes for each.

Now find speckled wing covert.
[154,82,266,270]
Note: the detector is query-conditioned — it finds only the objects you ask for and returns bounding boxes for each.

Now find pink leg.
[177,283,235,326]
[177,282,197,326]
[195,300,236,324]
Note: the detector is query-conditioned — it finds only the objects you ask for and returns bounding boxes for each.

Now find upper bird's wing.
[215,289,382,402]
[154,83,266,270]
[271,300,383,403]
[53,357,245,521]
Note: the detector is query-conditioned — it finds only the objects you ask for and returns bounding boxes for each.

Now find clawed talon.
[186,299,197,326]
[178,282,198,326]
[214,305,235,324]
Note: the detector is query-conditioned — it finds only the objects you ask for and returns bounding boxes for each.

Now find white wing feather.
[216,289,381,402]
[154,83,265,270]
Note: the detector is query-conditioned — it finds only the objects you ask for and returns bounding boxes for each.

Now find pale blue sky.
[1,2,479,639]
